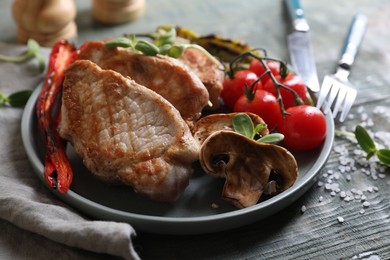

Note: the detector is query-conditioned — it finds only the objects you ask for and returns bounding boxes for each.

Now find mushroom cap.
[192,112,269,145]
[199,130,298,208]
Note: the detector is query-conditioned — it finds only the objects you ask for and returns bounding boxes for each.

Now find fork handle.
[339,14,368,70]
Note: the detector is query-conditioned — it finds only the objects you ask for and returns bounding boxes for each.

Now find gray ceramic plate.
[21,84,334,235]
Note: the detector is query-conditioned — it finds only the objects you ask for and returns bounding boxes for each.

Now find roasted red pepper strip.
[36,40,78,193]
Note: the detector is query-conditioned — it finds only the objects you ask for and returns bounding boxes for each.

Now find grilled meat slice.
[77,41,209,122]
[178,48,224,109]
[59,60,200,202]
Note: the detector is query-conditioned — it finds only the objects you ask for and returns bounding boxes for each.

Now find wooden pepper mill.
[12,0,77,47]
[93,0,145,24]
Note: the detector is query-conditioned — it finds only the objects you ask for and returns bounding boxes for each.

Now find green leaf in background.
[7,90,33,107]
[0,89,32,107]
[376,149,390,166]
[355,125,377,155]
[27,38,40,54]
[232,113,254,139]
[257,133,284,144]
[0,91,7,106]
[0,39,46,72]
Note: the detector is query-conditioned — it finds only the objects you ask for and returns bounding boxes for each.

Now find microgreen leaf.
[7,90,33,107]
[355,125,377,155]
[0,39,46,71]
[104,37,134,49]
[232,113,254,139]
[376,149,390,166]
[0,89,33,107]
[257,133,284,144]
[254,123,267,138]
[27,38,40,54]
[167,45,185,58]
[0,91,7,107]
[155,28,176,46]
[159,44,173,55]
[366,151,376,160]
[134,40,160,56]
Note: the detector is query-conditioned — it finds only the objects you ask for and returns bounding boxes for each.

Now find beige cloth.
[0,42,140,260]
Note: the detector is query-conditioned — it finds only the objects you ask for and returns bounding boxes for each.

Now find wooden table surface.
[1,0,390,259]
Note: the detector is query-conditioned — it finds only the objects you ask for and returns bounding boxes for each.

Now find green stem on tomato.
[227,50,303,117]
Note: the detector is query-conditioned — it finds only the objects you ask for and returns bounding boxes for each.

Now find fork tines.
[316,76,357,122]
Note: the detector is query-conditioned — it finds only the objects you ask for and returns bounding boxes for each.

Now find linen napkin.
[0,42,140,260]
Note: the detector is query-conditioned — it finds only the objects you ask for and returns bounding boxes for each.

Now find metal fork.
[316,14,368,122]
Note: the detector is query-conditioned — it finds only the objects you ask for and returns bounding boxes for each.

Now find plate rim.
[21,83,335,234]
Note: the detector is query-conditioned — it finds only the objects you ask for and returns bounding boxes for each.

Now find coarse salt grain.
[344,196,353,202]
[313,106,389,222]
[211,203,219,209]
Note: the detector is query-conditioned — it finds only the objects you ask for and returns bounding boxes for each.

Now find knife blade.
[285,0,320,92]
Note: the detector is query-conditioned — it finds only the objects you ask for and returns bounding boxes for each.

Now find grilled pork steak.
[77,41,209,122]
[178,48,224,109]
[59,60,200,202]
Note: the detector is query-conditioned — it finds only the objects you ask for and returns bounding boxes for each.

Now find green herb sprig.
[232,113,284,143]
[0,39,45,72]
[354,125,390,165]
[104,28,220,65]
[0,89,33,107]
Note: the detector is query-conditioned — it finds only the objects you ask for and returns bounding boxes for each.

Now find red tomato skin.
[221,70,261,109]
[249,59,280,85]
[278,105,327,151]
[263,73,308,109]
[233,90,282,130]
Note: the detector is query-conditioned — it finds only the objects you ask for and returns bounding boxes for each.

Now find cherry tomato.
[221,70,262,109]
[263,73,308,109]
[233,89,282,130]
[249,59,280,85]
[278,105,327,151]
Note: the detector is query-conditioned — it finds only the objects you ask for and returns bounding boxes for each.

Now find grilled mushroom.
[199,130,298,208]
[192,112,269,145]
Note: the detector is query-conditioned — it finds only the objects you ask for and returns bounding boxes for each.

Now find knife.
[285,0,320,92]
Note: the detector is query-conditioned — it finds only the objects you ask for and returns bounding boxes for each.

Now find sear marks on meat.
[178,48,224,109]
[59,60,200,202]
[77,41,209,122]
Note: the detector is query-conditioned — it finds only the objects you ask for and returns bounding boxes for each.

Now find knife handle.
[339,14,368,70]
[285,0,310,32]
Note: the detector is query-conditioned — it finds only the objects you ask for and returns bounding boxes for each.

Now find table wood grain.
[1,0,390,259]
